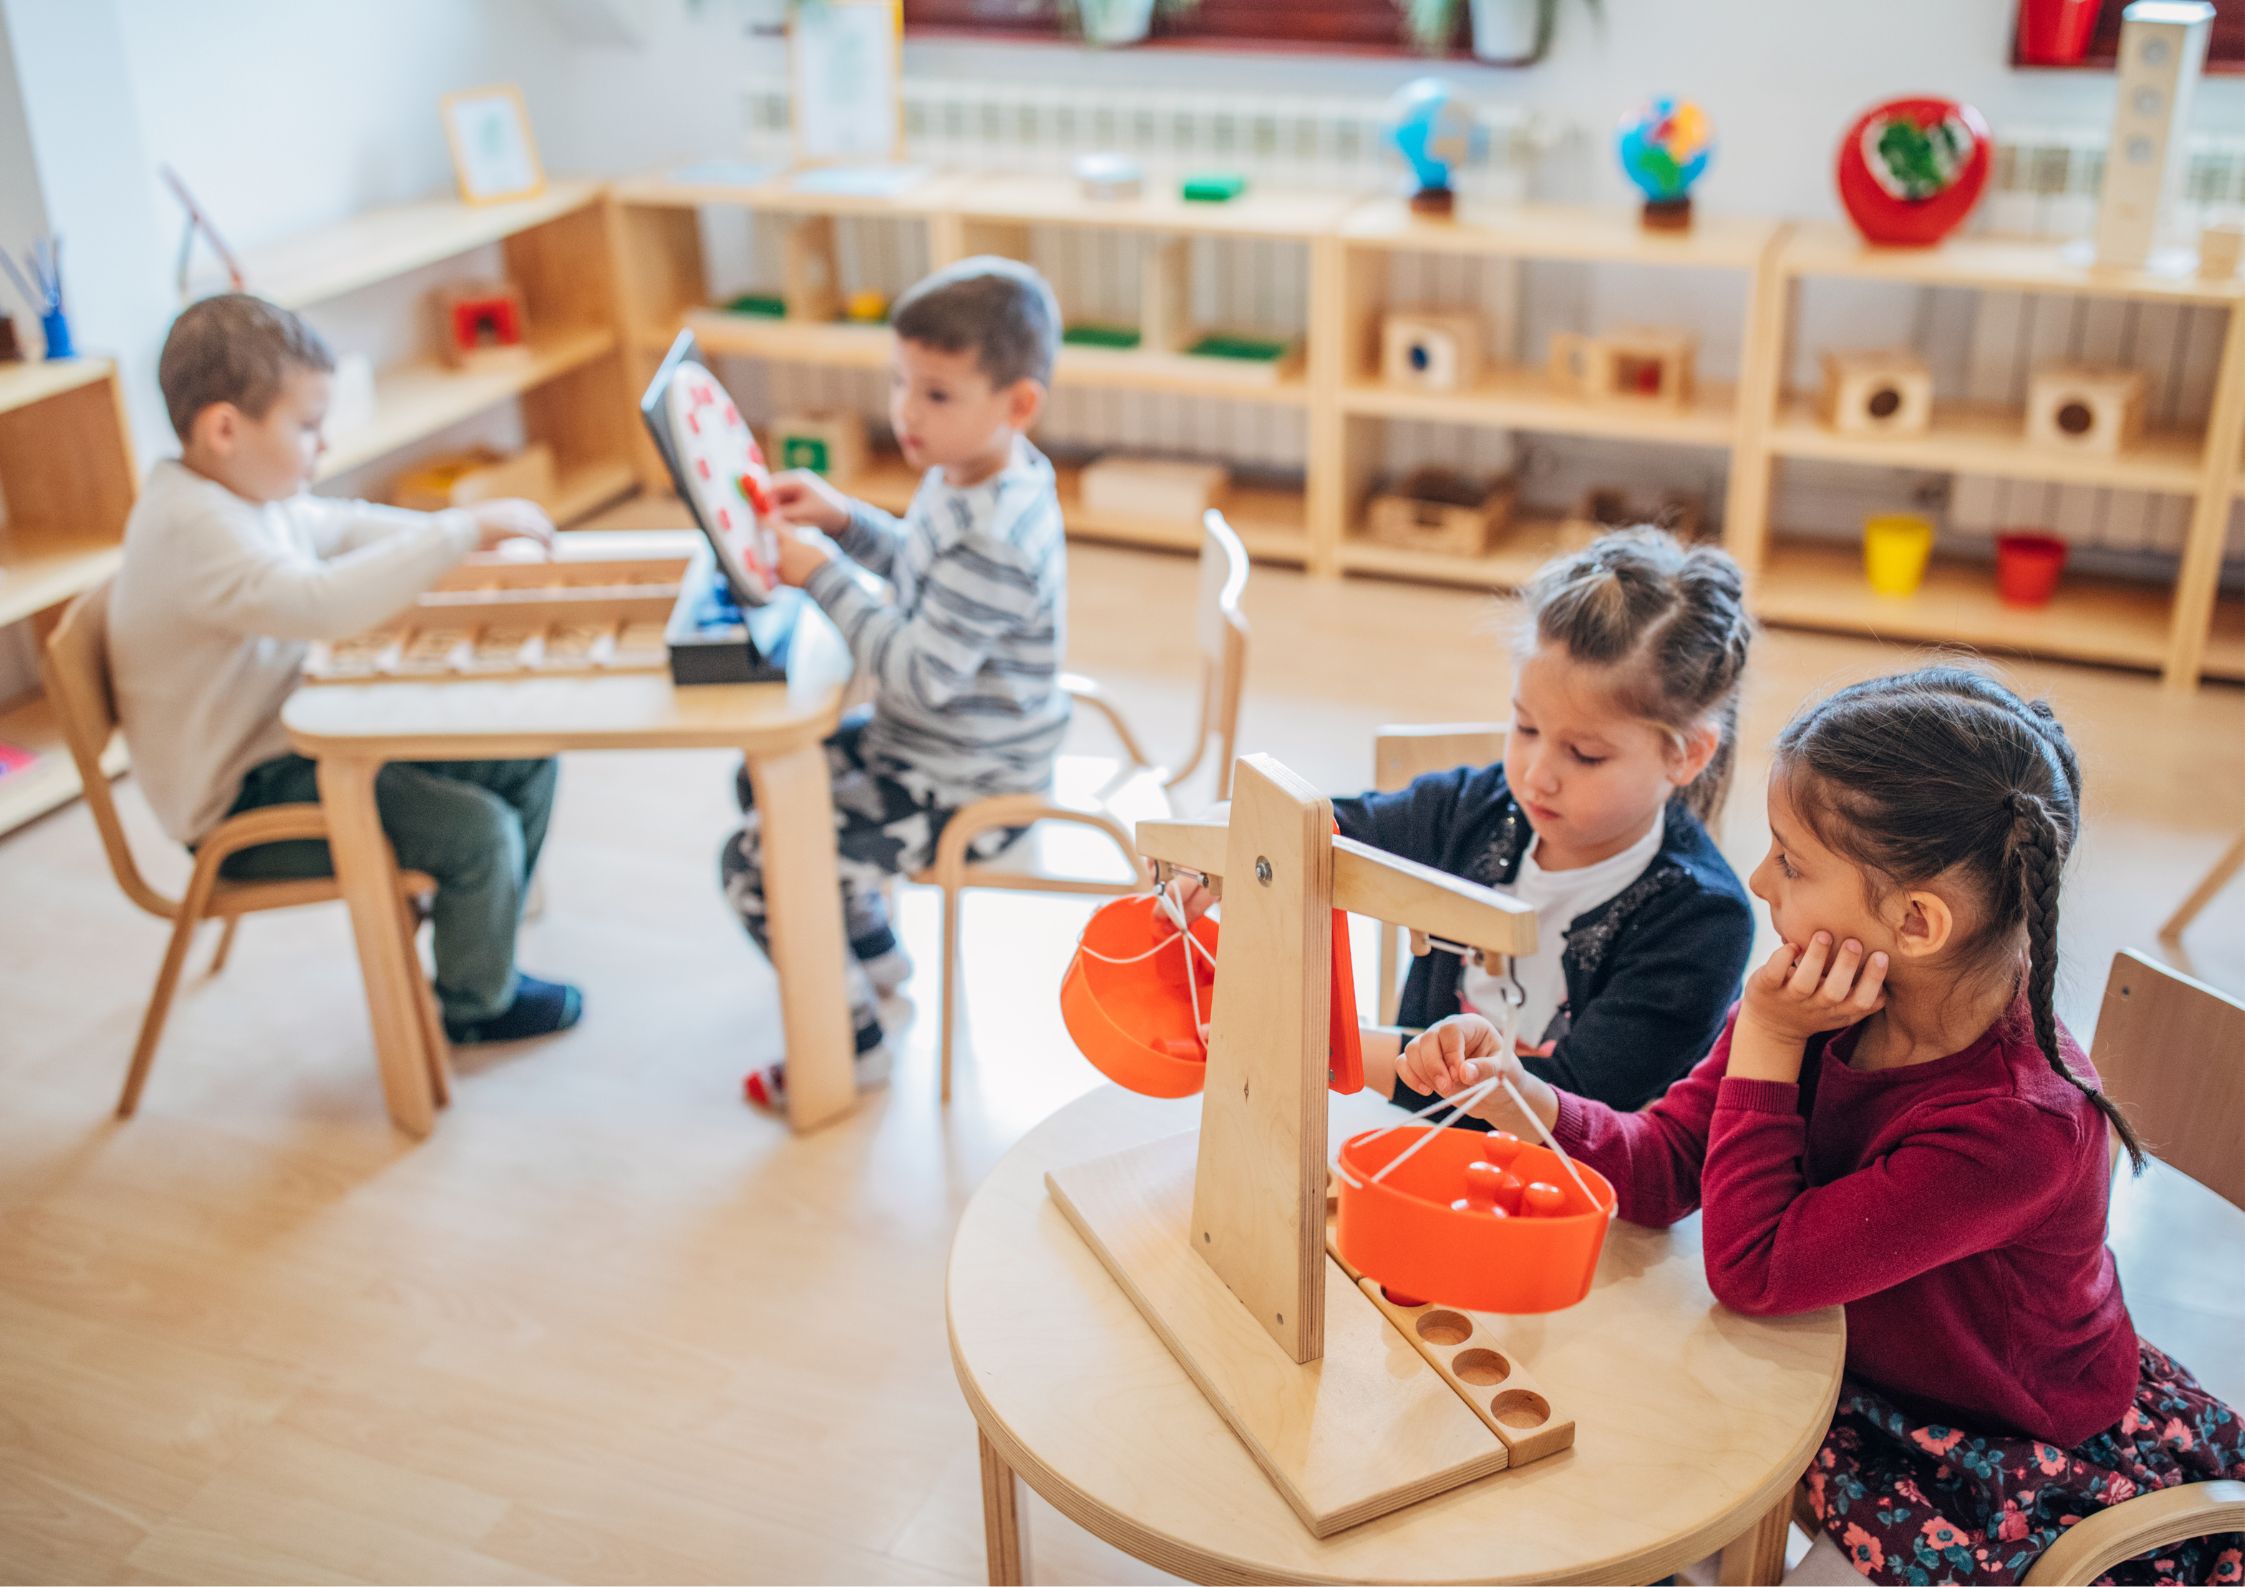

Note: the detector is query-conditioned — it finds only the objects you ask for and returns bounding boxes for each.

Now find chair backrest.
[1168,509,1251,799]
[2092,948,2245,1212]
[1374,722,1509,792]
[39,580,176,919]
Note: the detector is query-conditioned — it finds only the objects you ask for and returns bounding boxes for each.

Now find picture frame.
[440,84,546,206]
[789,0,903,169]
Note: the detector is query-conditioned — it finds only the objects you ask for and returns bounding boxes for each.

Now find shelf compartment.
[951,175,1355,241]
[1778,220,2245,307]
[0,530,124,628]
[234,182,605,311]
[1751,539,2175,672]
[1341,199,1777,269]
[1338,516,1581,592]
[0,692,126,838]
[1345,371,1737,446]
[2205,594,2245,683]
[1769,399,2206,494]
[313,325,619,482]
[549,459,640,526]
[843,455,1309,567]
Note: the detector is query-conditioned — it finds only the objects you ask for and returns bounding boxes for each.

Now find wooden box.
[1548,328,1695,407]
[436,280,528,369]
[304,549,689,684]
[768,412,867,481]
[1080,456,1230,521]
[1381,311,1485,392]
[2025,365,2148,456]
[1816,349,1932,434]
[1561,486,1706,549]
[1366,469,1514,557]
[389,443,557,514]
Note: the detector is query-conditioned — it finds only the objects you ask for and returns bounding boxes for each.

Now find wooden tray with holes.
[304,552,689,684]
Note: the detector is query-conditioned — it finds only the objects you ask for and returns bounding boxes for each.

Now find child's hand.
[764,470,850,534]
[466,498,555,555]
[1739,931,1889,1046]
[1397,1016,1561,1136]
[774,528,836,587]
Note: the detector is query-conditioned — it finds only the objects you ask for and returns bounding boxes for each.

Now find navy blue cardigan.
[1332,762,1755,1114]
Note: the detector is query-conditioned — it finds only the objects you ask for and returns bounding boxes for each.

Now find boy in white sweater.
[108,294,583,1043]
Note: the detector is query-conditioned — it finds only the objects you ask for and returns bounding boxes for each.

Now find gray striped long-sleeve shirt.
[801,438,1070,803]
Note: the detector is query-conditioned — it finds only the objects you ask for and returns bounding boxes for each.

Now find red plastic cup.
[1995,532,2068,608]
[2017,0,2103,65]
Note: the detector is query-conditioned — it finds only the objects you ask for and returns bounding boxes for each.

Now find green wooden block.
[726,293,787,319]
[782,436,832,474]
[1063,323,1144,350]
[1188,333,1288,362]
[1181,172,1247,203]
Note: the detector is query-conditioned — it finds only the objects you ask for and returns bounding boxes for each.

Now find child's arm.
[304,496,552,560]
[767,470,904,579]
[1330,767,1474,868]
[172,495,485,643]
[1402,1013,1727,1228]
[1521,881,1756,1110]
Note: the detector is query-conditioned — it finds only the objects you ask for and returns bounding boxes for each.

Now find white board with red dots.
[665,360,782,604]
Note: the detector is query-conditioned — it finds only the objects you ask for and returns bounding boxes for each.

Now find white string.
[1073,879,1216,1043]
[1364,1074,1500,1186]
[1495,1073,1604,1213]
[1331,1073,1501,1189]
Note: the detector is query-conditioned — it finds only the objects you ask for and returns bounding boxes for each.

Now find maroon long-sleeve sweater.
[1551,996,2139,1447]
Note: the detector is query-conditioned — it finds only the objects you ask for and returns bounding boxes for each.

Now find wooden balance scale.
[1045,753,1577,1538]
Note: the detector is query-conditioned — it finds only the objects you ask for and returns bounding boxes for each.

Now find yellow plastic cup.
[1863,513,1935,597]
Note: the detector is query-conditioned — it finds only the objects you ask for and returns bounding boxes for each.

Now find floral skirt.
[1804,1341,2244,1585]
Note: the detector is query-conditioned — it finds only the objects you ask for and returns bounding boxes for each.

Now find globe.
[1617,97,1714,204]
[1387,77,1486,207]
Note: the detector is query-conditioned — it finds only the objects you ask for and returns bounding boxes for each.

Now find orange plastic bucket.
[1060,894,1219,1098]
[1334,1126,1615,1313]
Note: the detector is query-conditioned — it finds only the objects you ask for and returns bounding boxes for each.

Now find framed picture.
[441,84,546,206]
[790,0,903,168]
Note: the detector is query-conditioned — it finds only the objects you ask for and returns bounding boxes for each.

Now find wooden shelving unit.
[239,179,638,528]
[1729,222,2245,687]
[0,358,137,836]
[599,174,2245,688]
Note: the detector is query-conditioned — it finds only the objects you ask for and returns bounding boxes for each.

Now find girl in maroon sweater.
[1399,667,2243,1586]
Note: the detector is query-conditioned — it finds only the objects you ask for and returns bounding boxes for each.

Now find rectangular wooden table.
[280,531,861,1137]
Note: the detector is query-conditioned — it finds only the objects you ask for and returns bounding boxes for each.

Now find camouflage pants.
[719,710,1016,1041]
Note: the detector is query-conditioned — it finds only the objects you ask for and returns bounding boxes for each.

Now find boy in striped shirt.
[724,257,1069,1105]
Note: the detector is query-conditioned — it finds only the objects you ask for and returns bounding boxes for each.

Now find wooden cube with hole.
[2025,365,2148,456]
[1816,348,1932,434]
[1365,469,1514,557]
[1079,455,1230,521]
[1381,311,1485,393]
[768,412,867,481]
[436,280,528,368]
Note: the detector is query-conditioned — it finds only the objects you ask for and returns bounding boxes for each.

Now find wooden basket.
[1365,470,1514,557]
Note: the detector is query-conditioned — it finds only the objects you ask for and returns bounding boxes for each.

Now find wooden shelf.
[549,459,640,526]
[1769,399,2206,493]
[2205,594,2245,683]
[1344,372,1736,446]
[666,310,1309,403]
[0,531,123,628]
[953,175,1356,240]
[1341,198,1777,269]
[613,166,961,219]
[1338,516,1579,591]
[314,325,619,482]
[0,692,124,838]
[1751,539,2176,671]
[843,456,1309,566]
[1778,220,2245,306]
[0,357,114,418]
[232,182,604,310]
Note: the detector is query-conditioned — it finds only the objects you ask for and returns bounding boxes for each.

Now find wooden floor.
[3,538,2242,1585]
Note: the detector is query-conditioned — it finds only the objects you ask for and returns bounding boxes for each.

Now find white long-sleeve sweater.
[108,460,479,842]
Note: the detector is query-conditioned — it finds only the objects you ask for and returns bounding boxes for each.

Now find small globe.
[1387,77,1486,195]
[1617,97,1714,204]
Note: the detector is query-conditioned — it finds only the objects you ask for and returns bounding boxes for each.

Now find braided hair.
[1774,666,2145,1172]
[1519,528,1755,825]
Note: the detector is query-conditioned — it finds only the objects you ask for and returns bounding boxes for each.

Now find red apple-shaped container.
[1836,97,1992,248]
[1060,894,1219,1098]
[1335,1125,1616,1314]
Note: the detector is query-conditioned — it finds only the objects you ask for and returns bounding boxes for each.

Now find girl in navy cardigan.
[1344,529,1757,1112]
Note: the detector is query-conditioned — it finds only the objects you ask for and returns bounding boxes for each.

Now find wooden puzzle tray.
[304,553,689,684]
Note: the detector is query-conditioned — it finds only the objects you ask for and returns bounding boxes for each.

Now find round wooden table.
[948,1086,1847,1585]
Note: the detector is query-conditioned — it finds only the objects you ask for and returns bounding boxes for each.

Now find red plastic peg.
[1519,1181,1568,1218]
[1450,1196,1511,1218]
[1479,1130,1526,1168]
[1461,1160,1508,1212]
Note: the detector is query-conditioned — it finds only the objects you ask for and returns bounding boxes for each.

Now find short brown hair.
[159,293,335,440]
[890,256,1059,388]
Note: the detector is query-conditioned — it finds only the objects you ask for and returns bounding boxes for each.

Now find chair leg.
[2160,829,2245,941]
[119,856,224,1118]
[397,889,452,1109]
[207,915,241,978]
[939,881,962,1105]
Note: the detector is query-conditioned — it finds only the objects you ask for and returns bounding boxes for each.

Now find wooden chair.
[1368,721,1507,1024]
[40,582,448,1117]
[2015,951,2245,1583]
[2159,827,2244,942]
[918,509,1249,1102]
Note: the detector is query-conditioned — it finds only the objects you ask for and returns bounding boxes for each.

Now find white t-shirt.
[1459,808,1666,1044]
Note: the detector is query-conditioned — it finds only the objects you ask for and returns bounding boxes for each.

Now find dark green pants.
[215,753,557,1024]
